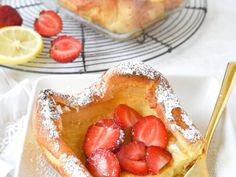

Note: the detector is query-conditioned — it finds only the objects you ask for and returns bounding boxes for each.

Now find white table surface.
[2,0,236,131]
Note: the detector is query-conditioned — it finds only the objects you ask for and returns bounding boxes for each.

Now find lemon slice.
[0,26,43,64]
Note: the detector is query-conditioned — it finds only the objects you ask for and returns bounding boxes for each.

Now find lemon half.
[0,26,43,64]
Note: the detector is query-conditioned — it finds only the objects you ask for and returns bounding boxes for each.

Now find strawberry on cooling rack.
[34,10,62,37]
[50,35,82,63]
[0,5,23,28]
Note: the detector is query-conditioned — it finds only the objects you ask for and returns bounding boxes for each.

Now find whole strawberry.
[0,5,23,28]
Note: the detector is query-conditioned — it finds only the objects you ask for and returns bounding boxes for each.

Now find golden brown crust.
[33,93,92,177]
[33,61,204,177]
[57,0,185,33]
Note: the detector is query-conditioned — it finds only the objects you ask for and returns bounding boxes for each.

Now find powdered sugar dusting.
[118,129,125,145]
[107,61,160,80]
[38,89,60,138]
[41,118,59,139]
[156,76,202,142]
[65,78,106,108]
[87,150,111,176]
[35,152,60,177]
[60,154,91,177]
[38,89,61,120]
[96,155,109,176]
[54,142,60,152]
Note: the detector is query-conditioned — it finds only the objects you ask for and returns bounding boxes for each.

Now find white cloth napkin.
[0,70,32,177]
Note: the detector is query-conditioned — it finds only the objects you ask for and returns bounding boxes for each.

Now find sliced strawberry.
[95,119,120,129]
[146,146,172,174]
[114,104,142,128]
[83,121,124,157]
[87,149,120,177]
[50,35,82,63]
[116,141,148,175]
[132,115,168,148]
[0,5,23,28]
[117,141,146,161]
[34,10,62,37]
[118,158,148,176]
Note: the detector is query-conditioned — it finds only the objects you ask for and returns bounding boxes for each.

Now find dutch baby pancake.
[33,61,204,177]
[57,0,185,33]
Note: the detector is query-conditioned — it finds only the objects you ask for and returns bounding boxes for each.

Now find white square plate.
[14,74,235,177]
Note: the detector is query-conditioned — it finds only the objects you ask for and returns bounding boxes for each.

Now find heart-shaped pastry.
[33,61,204,177]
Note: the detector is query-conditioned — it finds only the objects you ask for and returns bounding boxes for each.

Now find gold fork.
[184,62,236,177]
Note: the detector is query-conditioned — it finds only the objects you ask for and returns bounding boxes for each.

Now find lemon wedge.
[0,26,43,64]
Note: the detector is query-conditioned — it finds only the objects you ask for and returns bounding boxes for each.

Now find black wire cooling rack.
[0,0,207,74]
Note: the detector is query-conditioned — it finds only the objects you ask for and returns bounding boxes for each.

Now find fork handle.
[205,62,236,152]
